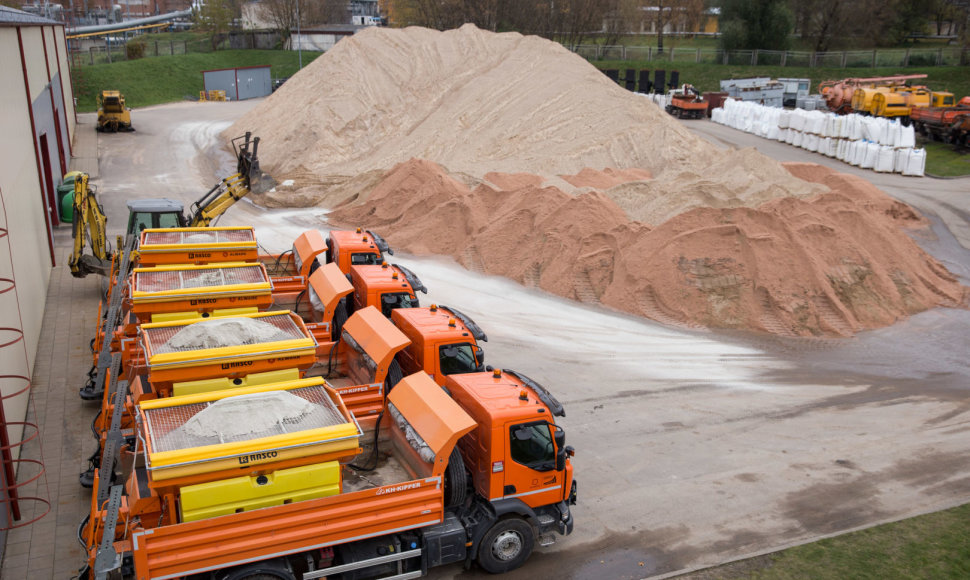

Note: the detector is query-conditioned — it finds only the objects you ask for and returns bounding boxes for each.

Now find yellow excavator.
[69,132,266,278]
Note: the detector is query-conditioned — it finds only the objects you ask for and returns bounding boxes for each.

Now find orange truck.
[81,228,391,401]
[393,304,488,385]
[349,262,427,317]
[81,369,576,579]
[911,95,970,146]
[327,227,393,274]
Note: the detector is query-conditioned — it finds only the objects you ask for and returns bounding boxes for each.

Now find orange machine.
[349,262,428,317]
[327,227,393,274]
[665,84,709,119]
[393,304,487,385]
[83,370,576,579]
[911,96,970,145]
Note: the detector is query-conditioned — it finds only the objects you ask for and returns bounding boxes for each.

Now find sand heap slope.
[229,24,820,209]
[329,160,966,337]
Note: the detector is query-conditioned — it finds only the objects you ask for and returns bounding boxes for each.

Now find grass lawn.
[678,503,970,579]
[921,140,970,177]
[73,49,321,112]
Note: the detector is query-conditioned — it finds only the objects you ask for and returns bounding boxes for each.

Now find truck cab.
[349,262,427,317]
[326,228,393,274]
[930,92,956,108]
[447,369,576,560]
[392,304,487,385]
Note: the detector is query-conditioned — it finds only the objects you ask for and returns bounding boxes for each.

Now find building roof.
[0,5,59,26]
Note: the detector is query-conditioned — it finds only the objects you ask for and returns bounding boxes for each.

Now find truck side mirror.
[557,445,574,471]
[474,346,485,370]
[554,429,565,449]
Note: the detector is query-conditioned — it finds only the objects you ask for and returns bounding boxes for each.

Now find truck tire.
[220,562,294,580]
[444,447,467,508]
[476,517,534,574]
[385,359,403,391]
[332,299,348,341]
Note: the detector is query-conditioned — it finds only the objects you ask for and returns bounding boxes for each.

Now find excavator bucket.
[232,132,271,193]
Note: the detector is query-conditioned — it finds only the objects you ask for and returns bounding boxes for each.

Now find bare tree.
[263,0,298,33]
[645,0,680,54]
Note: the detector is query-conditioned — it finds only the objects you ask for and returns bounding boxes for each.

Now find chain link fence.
[571,45,969,67]
[72,31,283,66]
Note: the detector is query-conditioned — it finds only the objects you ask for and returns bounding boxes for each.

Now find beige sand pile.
[229,24,821,209]
[329,160,966,337]
[230,24,966,336]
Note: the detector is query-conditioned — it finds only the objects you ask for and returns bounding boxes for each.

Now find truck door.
[503,421,563,506]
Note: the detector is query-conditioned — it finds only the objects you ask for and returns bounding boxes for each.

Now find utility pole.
[296,0,302,69]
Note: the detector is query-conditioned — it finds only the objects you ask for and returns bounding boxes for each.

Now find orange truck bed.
[126,373,476,580]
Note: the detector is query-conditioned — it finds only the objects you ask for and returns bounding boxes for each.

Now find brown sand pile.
[229,24,821,209]
[329,159,966,337]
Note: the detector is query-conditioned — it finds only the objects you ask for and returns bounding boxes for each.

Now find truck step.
[538,533,557,547]
[537,514,556,526]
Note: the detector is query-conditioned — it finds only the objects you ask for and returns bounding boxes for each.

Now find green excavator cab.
[126,199,187,235]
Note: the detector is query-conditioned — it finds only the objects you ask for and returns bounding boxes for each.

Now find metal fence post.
[937,47,943,66]
[696,48,701,63]
[871,50,877,67]
[752,49,758,66]
[841,51,847,68]
[904,48,910,67]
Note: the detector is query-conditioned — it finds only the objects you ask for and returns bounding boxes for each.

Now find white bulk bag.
[903,148,926,176]
[874,146,895,172]
[899,124,916,148]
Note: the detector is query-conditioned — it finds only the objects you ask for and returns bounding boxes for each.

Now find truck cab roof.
[351,263,422,295]
[127,198,184,213]
[392,305,485,344]
[445,369,564,423]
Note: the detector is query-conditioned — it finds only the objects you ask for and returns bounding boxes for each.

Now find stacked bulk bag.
[710,97,925,176]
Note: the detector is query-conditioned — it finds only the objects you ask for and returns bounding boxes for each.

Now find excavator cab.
[126,199,186,235]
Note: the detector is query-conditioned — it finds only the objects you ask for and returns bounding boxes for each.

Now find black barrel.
[669,70,680,89]
[654,69,665,94]
[604,69,620,83]
[624,69,637,92]
[638,69,652,94]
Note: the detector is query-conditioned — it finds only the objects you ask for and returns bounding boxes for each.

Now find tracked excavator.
[69,132,265,278]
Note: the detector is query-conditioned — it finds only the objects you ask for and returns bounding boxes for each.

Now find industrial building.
[0,5,76,534]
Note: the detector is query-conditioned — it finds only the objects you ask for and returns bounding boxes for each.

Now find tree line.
[191,0,970,54]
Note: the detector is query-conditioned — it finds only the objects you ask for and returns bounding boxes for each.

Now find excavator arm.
[186,132,263,227]
[186,172,250,227]
[69,173,112,278]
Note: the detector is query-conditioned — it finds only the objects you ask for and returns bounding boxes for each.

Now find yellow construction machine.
[69,132,266,277]
[96,90,134,132]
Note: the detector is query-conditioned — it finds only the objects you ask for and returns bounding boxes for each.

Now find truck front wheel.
[477,517,534,574]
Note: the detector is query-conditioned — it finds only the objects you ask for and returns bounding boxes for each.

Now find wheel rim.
[491,530,523,561]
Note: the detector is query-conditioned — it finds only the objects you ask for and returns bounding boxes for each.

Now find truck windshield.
[380,292,417,317]
[439,343,479,375]
[351,252,381,265]
[510,422,555,471]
